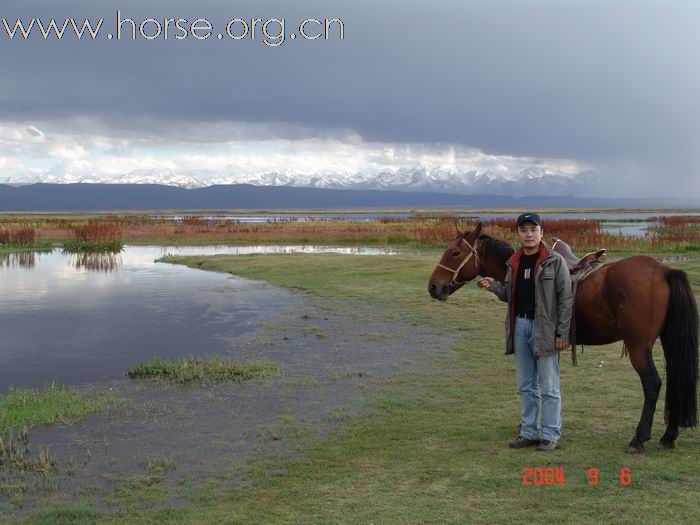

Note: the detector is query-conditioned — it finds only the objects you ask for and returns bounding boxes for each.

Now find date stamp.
[521,467,632,486]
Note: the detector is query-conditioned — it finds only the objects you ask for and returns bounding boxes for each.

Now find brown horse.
[427,223,699,453]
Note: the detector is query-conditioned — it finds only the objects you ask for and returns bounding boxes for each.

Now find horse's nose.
[428,282,439,297]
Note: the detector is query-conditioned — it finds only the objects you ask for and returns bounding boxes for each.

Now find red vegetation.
[71,220,122,243]
[1,213,697,252]
[0,226,36,246]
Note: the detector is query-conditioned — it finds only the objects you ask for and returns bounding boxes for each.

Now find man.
[477,213,573,451]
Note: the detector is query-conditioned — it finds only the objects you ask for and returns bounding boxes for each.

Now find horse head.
[428,222,482,301]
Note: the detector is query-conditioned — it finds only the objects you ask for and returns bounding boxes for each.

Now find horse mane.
[477,233,515,266]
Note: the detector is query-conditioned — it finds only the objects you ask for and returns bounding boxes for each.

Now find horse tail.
[660,269,699,428]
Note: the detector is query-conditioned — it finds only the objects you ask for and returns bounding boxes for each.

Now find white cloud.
[0,117,592,188]
[48,144,88,160]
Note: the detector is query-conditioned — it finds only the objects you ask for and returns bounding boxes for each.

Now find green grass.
[127,356,281,384]
[0,240,54,254]
[22,249,700,523]
[0,383,121,434]
[26,507,100,525]
[158,252,449,323]
[61,240,124,253]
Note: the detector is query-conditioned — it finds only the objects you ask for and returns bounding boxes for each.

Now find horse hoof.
[659,438,676,449]
[626,443,643,454]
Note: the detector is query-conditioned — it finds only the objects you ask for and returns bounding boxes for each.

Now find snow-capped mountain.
[2,166,603,197]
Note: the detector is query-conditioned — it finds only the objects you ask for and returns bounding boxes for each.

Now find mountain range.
[1,166,603,197]
[0,183,697,212]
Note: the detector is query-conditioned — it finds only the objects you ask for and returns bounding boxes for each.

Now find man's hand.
[478,277,495,289]
[555,338,569,350]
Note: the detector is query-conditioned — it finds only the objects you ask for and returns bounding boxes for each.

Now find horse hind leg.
[660,424,679,449]
[626,347,662,454]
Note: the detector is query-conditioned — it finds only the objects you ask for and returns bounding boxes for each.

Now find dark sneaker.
[509,435,541,449]
[537,439,559,452]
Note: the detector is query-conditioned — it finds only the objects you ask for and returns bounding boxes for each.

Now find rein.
[435,237,480,286]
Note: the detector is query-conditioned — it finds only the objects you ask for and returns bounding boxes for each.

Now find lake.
[0,244,399,392]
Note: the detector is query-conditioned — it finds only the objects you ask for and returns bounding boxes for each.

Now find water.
[0,244,398,392]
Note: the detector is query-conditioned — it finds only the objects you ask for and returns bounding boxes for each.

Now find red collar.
[508,241,550,272]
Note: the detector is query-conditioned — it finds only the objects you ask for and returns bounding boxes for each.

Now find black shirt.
[515,253,538,317]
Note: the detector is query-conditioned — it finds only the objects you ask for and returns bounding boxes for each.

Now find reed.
[0,427,55,475]
[2,212,699,253]
[71,220,122,243]
[647,215,700,251]
[109,214,697,252]
[650,215,700,227]
[0,226,36,247]
[63,220,124,252]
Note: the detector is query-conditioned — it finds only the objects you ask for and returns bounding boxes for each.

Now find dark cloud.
[0,0,698,197]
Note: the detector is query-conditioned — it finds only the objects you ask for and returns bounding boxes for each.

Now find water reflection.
[155,244,400,257]
[0,243,400,390]
[0,251,37,269]
[69,252,123,272]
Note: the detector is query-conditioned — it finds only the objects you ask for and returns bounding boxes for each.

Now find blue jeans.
[514,317,562,441]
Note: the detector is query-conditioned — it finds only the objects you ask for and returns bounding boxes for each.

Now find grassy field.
[24,248,700,523]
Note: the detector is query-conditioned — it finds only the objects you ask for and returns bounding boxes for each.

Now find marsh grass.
[0,226,35,246]
[146,458,177,477]
[127,356,281,385]
[0,384,120,505]
[0,240,53,254]
[0,225,52,255]
[63,220,124,253]
[0,428,54,476]
[4,211,700,253]
[105,474,170,510]
[0,383,120,434]
[649,215,700,249]
[62,240,124,253]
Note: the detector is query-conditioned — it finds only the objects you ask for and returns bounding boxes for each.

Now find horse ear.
[454,221,461,236]
[471,222,482,239]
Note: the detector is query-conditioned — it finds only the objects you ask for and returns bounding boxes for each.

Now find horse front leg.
[627,347,662,453]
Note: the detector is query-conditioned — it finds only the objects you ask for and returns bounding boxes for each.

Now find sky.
[0,0,698,198]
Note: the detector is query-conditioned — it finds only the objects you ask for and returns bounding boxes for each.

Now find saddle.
[552,237,607,277]
[551,237,607,366]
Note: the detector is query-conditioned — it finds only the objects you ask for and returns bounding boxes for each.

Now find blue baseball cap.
[516,212,542,227]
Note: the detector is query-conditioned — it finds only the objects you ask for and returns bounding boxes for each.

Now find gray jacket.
[487,243,573,357]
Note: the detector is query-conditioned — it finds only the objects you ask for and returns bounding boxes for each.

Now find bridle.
[435,236,480,287]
